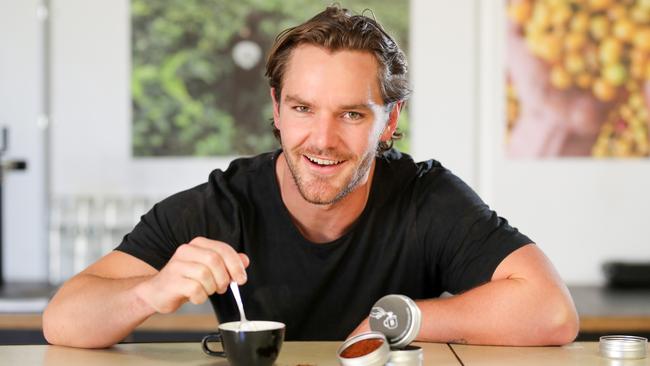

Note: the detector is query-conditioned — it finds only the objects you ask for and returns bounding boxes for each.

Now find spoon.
[229,281,254,330]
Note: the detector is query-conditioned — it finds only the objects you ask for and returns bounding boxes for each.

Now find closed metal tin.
[599,335,647,360]
[387,345,423,366]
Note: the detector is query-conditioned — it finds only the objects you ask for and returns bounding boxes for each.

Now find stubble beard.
[283,145,376,206]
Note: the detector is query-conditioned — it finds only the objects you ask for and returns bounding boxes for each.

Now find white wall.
[50,0,233,198]
[409,0,648,284]
[478,1,650,284]
[410,0,477,184]
[0,0,48,281]
[10,0,647,283]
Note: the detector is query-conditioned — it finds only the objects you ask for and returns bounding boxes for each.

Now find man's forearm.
[43,274,156,348]
[416,278,579,346]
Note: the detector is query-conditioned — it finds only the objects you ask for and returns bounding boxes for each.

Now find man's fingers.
[180,278,209,305]
[180,261,218,295]
[188,237,248,286]
[164,259,219,296]
[173,243,232,292]
[202,251,231,293]
[219,248,248,285]
[239,253,250,268]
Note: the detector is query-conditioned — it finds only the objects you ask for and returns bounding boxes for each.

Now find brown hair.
[265,5,410,153]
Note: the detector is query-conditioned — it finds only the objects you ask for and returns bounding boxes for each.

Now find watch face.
[369,294,420,348]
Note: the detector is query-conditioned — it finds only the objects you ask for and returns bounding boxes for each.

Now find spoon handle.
[229,281,247,322]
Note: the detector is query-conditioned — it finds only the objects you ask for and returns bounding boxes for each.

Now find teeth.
[306,155,342,166]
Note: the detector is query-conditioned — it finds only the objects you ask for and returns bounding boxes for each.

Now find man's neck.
[275,153,375,243]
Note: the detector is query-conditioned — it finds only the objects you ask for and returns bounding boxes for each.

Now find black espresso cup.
[201,320,285,366]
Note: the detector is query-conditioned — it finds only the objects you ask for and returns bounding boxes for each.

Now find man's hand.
[43,237,249,348]
[134,237,250,314]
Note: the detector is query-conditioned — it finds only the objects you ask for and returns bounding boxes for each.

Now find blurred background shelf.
[571,285,650,337]
[1,285,649,345]
[0,287,216,345]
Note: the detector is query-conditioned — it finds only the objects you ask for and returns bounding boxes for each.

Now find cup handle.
[201,332,226,357]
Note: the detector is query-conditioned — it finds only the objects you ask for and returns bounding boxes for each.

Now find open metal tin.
[337,331,390,366]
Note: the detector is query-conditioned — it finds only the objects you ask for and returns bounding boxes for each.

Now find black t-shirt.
[116,149,531,340]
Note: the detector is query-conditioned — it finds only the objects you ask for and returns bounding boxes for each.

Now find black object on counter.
[603,261,650,289]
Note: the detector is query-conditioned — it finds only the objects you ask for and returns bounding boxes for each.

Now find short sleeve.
[438,204,532,294]
[115,185,210,271]
[417,168,532,295]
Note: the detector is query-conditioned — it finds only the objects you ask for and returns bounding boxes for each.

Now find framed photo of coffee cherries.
[505,0,650,158]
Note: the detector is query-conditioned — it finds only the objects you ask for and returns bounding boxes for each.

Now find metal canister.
[599,335,648,360]
[338,295,423,365]
[387,345,423,366]
[337,331,390,366]
[369,294,423,365]
[369,294,422,349]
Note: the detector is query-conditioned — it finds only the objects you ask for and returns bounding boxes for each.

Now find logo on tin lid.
[369,294,421,348]
[370,306,398,329]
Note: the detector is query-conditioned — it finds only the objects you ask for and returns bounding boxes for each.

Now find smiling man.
[271,44,398,243]
[43,6,579,348]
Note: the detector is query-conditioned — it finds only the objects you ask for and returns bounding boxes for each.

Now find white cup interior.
[219,320,285,332]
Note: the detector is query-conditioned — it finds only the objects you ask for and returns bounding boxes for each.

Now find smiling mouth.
[304,155,344,167]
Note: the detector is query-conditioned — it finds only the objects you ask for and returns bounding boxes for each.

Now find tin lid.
[599,335,648,359]
[369,294,421,349]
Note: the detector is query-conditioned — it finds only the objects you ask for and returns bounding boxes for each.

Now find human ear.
[270,88,281,129]
[380,101,402,141]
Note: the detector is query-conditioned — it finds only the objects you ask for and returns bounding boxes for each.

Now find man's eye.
[293,106,310,113]
[343,111,363,120]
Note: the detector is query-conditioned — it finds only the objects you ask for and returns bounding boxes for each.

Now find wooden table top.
[0,341,459,366]
[1,341,648,365]
[451,342,650,366]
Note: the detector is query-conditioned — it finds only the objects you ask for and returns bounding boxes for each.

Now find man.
[43,6,579,348]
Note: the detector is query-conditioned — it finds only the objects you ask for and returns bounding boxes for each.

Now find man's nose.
[312,114,339,149]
